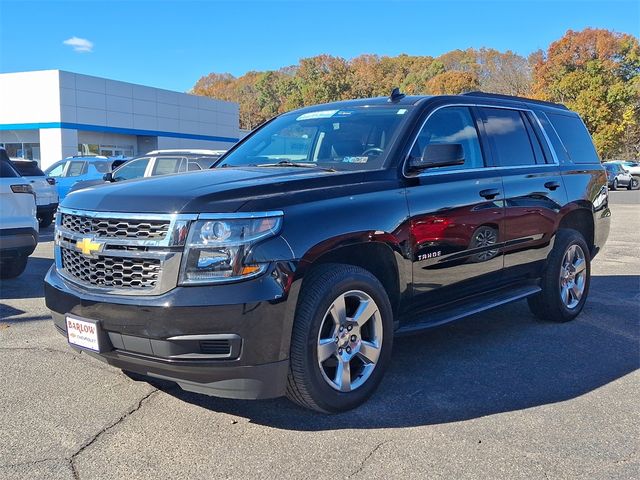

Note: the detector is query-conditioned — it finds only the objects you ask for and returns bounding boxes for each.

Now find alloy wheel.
[559,244,587,309]
[316,290,383,392]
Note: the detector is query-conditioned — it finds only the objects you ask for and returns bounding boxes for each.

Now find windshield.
[217,106,411,171]
[44,160,66,177]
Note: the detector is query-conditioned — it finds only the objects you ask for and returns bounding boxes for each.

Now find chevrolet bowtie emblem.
[76,238,103,256]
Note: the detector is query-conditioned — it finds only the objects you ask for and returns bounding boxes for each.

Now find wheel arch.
[557,205,595,254]
[296,238,409,319]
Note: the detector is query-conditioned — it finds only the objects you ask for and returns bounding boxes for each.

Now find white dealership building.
[0,70,240,169]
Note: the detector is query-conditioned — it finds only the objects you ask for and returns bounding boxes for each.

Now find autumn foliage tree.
[532,28,640,159]
[192,28,639,158]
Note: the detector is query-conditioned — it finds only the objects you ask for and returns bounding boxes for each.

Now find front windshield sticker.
[343,156,369,164]
[296,110,339,121]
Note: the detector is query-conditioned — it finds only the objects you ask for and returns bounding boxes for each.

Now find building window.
[0,142,41,161]
[78,143,134,157]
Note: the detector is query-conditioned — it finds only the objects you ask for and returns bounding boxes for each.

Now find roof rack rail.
[461,91,569,110]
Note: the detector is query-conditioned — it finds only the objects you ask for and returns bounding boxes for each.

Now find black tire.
[286,263,393,413]
[627,178,634,190]
[612,178,618,190]
[527,229,591,322]
[0,255,28,279]
[38,213,54,228]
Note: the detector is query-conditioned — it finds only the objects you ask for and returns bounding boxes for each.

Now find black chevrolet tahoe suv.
[44,91,610,413]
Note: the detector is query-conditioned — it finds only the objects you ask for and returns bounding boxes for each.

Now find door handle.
[479,189,500,200]
[544,181,560,191]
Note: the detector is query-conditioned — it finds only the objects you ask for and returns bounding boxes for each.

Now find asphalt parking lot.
[1,191,638,480]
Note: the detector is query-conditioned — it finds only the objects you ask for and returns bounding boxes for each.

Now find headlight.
[179,213,283,285]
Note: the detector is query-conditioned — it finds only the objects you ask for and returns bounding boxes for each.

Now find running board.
[395,284,541,336]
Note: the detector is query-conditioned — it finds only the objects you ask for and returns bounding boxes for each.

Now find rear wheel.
[528,229,590,322]
[0,255,28,279]
[612,178,618,190]
[627,178,635,190]
[286,264,393,413]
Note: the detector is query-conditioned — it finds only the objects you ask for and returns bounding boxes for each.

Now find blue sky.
[0,0,638,92]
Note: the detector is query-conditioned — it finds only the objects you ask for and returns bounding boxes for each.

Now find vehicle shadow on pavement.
[154,274,639,430]
[0,257,53,301]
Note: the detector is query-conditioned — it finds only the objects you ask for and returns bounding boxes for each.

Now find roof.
[9,157,35,162]
[291,95,430,114]
[145,149,227,156]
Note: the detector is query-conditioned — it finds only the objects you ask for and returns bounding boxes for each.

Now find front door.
[406,106,506,308]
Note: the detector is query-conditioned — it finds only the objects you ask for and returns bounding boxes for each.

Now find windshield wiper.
[255,160,336,172]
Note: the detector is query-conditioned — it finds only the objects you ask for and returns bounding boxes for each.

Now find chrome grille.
[61,213,170,239]
[55,208,197,295]
[61,247,161,289]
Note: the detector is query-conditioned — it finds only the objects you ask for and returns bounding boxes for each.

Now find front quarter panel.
[247,181,412,295]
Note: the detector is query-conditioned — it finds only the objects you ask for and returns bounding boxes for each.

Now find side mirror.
[103,172,113,182]
[408,144,465,172]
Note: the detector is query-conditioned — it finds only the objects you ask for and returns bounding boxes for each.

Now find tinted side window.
[410,106,484,171]
[546,113,600,164]
[1,160,19,178]
[66,161,87,177]
[93,161,112,174]
[188,162,202,171]
[481,108,536,167]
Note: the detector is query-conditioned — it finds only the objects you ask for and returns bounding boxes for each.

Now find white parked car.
[68,149,227,193]
[104,149,227,182]
[0,149,38,279]
[607,160,640,175]
[10,158,59,227]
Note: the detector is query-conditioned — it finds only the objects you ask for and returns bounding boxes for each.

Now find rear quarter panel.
[559,164,610,255]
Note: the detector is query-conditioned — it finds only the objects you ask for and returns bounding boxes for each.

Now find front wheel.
[612,179,618,190]
[286,264,393,413]
[627,178,635,190]
[528,229,591,322]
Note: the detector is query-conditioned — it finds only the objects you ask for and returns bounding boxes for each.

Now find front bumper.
[44,263,298,399]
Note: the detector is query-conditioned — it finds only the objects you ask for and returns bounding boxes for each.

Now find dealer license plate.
[66,316,100,352]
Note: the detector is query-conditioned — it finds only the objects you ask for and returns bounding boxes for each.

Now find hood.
[60,167,371,214]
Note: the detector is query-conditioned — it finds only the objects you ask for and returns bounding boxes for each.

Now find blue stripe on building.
[0,122,239,143]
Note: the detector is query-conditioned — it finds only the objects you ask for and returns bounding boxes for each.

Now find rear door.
[479,106,567,276]
[406,106,506,307]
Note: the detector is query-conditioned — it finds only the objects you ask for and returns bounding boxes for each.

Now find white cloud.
[63,36,94,53]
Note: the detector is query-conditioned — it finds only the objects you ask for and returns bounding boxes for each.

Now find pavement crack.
[0,457,60,469]
[68,389,158,479]
[347,440,391,478]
